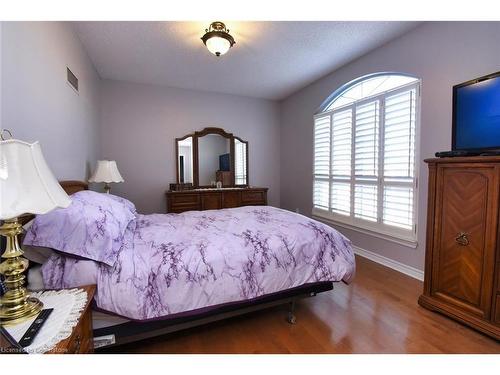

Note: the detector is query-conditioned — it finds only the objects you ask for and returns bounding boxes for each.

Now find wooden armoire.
[419,156,500,340]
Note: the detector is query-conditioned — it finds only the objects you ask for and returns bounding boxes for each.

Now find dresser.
[418,156,500,340]
[166,187,268,213]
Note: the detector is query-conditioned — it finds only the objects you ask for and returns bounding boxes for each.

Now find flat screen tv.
[219,153,230,171]
[453,71,500,151]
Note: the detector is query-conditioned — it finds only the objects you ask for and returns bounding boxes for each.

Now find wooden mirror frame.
[174,133,194,185]
[175,127,249,188]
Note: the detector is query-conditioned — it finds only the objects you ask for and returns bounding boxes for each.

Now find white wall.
[1,22,101,180]
[100,80,281,214]
[280,22,500,270]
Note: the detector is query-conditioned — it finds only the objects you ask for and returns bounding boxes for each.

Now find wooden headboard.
[19,181,88,225]
[60,180,88,195]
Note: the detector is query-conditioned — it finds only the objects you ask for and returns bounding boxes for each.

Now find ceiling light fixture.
[201,21,236,57]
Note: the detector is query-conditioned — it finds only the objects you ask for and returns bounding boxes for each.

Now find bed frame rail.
[94,282,333,350]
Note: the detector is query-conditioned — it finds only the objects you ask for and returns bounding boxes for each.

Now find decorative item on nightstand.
[0,129,71,325]
[88,160,124,194]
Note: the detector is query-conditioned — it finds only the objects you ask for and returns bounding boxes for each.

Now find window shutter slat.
[355,101,379,177]
[384,89,416,178]
[331,109,352,177]
[383,186,413,230]
[314,116,331,210]
[313,179,329,210]
[314,116,331,177]
[331,182,350,215]
[354,184,378,222]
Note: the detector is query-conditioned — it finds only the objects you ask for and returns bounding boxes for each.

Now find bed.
[22,181,355,349]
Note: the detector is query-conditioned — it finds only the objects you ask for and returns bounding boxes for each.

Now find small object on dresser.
[18,309,53,347]
[169,182,193,191]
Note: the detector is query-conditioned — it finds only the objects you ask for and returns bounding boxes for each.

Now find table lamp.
[88,160,124,194]
[0,130,71,325]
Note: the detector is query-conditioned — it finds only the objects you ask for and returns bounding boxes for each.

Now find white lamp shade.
[89,160,124,184]
[0,139,71,220]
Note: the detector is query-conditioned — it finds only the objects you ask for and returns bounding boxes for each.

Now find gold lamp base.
[0,218,43,326]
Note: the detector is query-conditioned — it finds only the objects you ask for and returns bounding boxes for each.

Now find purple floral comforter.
[41,206,355,321]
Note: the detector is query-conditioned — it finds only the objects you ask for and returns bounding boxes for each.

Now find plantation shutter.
[354,100,379,222]
[331,109,352,215]
[382,87,417,231]
[313,116,330,210]
[312,79,419,244]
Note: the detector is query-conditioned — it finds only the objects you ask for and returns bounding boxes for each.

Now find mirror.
[175,128,248,188]
[198,134,231,186]
[234,138,247,185]
[176,136,193,184]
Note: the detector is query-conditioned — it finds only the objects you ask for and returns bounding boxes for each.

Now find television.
[219,153,230,171]
[453,71,500,151]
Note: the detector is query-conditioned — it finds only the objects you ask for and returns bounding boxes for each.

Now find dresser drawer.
[201,193,222,210]
[495,295,500,324]
[166,188,268,213]
[222,191,241,208]
[241,190,266,205]
[168,193,201,213]
[497,263,500,292]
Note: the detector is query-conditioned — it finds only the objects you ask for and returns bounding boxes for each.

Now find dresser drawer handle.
[455,232,470,246]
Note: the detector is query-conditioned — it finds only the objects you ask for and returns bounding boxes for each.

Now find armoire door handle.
[455,232,470,246]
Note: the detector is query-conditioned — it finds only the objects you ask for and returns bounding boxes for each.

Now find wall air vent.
[66,67,79,92]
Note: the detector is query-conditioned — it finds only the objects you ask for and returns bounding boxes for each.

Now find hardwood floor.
[102,255,500,354]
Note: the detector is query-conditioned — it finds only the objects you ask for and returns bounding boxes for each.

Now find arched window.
[313,73,420,245]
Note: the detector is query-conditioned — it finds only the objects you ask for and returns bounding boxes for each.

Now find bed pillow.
[22,220,56,265]
[23,191,136,267]
[106,193,136,214]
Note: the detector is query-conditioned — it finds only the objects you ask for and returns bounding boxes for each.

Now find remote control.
[435,150,480,158]
[18,308,53,347]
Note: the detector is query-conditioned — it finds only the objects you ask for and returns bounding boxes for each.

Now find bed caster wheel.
[287,313,297,325]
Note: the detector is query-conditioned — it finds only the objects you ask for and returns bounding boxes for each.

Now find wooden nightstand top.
[47,285,95,354]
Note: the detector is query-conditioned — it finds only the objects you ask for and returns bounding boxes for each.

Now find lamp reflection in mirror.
[0,133,71,325]
[89,160,124,194]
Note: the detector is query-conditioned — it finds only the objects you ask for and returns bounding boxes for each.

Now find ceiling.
[73,21,421,100]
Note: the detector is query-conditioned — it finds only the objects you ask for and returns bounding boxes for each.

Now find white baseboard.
[352,245,424,281]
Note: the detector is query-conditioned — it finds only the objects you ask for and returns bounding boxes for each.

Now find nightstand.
[0,285,96,354]
[47,285,95,354]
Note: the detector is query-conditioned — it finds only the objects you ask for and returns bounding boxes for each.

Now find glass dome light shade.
[205,35,231,56]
